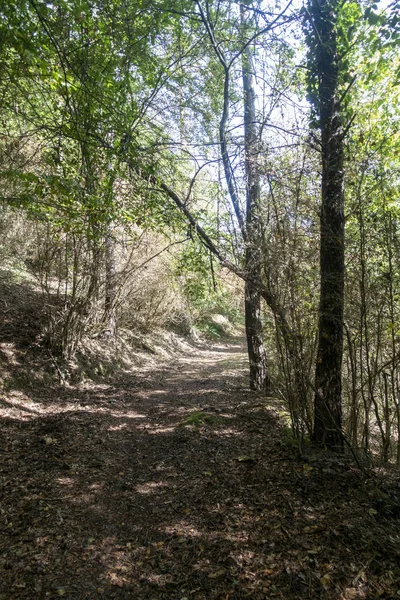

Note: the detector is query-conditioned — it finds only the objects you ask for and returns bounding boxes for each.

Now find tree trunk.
[103,228,117,337]
[191,3,269,392]
[245,274,268,391]
[242,31,270,393]
[311,0,345,448]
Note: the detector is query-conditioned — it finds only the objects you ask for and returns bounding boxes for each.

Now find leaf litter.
[0,336,400,599]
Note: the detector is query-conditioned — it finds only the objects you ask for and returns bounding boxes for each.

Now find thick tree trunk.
[311,0,345,448]
[242,35,270,393]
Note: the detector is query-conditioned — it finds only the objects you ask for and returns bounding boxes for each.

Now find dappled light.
[140,425,177,435]
[1,337,400,599]
[135,481,170,495]
[56,477,75,487]
[1,0,400,597]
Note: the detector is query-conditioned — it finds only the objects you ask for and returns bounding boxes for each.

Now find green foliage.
[303,0,361,126]
[179,411,217,427]
[175,237,215,303]
[0,0,198,240]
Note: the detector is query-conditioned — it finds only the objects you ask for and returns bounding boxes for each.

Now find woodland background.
[1,0,400,462]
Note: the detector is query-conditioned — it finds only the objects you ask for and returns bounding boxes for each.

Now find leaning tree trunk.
[310,0,345,448]
[242,37,270,393]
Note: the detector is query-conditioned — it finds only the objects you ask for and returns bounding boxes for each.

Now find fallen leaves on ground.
[0,337,400,599]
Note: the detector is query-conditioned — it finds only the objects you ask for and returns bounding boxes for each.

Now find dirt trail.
[1,337,400,599]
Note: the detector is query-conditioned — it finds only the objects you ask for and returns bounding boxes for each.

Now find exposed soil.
[1,336,400,600]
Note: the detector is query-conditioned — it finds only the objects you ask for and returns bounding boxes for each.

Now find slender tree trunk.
[103,227,117,337]
[311,0,345,448]
[245,277,268,390]
[242,33,270,393]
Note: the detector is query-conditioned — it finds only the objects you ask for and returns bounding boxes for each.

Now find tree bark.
[103,227,117,337]
[195,1,269,392]
[245,277,269,390]
[311,0,345,449]
[241,36,269,392]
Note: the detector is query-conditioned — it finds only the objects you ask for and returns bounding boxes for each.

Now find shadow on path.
[1,339,400,599]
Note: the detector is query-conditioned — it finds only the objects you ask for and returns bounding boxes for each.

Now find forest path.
[1,337,400,599]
